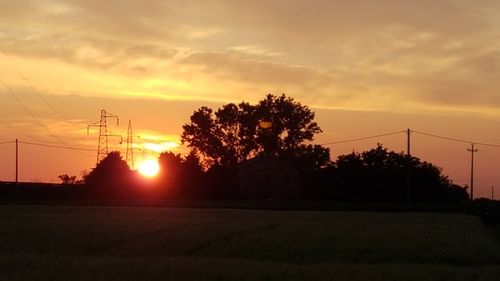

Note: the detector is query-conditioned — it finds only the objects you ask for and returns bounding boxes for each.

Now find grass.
[1,205,500,280]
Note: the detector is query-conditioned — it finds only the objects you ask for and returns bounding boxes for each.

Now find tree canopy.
[157,151,204,198]
[84,151,135,196]
[181,94,329,170]
[315,144,468,202]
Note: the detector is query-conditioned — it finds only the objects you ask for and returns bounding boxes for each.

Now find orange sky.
[1,0,500,198]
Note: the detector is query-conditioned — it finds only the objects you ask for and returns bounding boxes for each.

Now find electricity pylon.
[125,120,134,169]
[87,109,121,165]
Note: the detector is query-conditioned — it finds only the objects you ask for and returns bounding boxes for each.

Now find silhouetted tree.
[158,151,204,199]
[182,151,205,198]
[317,144,468,202]
[158,151,183,197]
[181,94,329,170]
[58,174,77,185]
[84,151,135,197]
[283,144,331,173]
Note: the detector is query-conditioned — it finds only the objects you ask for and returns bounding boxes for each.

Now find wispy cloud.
[1,0,500,115]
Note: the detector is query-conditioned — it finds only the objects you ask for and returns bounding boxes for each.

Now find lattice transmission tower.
[125,120,134,169]
[87,109,121,165]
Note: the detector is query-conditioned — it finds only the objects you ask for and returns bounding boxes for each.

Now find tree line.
[79,94,468,203]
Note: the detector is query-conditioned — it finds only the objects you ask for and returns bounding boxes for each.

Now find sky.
[1,0,500,198]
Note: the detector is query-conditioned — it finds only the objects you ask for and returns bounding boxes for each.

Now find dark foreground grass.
[1,206,500,280]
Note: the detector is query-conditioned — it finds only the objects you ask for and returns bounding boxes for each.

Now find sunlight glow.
[138,160,160,177]
[141,142,180,153]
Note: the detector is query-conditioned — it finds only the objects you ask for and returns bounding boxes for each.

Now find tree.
[58,174,77,185]
[321,144,468,202]
[158,151,184,195]
[158,151,204,199]
[84,151,134,196]
[181,94,329,170]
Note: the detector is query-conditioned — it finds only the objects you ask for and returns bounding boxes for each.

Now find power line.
[0,77,78,149]
[474,141,500,149]
[320,130,406,145]
[413,130,500,148]
[320,129,500,148]
[0,123,92,156]
[412,130,472,144]
[0,140,15,145]
[19,140,97,152]
[0,78,48,128]
[0,47,87,131]
[0,120,42,141]
[0,47,60,116]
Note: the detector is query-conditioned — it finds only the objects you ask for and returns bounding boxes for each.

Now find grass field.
[1,206,500,280]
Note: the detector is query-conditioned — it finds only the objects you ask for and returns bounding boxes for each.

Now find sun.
[138,160,160,177]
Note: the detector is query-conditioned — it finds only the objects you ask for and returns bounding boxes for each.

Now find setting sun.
[138,160,160,177]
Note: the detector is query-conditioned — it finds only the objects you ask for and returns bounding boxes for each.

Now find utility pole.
[407,128,411,155]
[467,143,478,201]
[87,110,121,165]
[405,128,412,210]
[15,138,18,184]
[491,186,495,201]
[125,120,134,169]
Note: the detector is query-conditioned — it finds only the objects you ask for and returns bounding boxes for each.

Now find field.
[1,206,500,280]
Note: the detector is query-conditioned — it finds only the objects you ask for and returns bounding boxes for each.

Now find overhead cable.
[19,140,97,152]
[320,130,406,145]
[0,140,15,145]
[413,130,500,148]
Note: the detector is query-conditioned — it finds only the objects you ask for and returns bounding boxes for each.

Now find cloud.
[139,142,180,153]
[180,51,322,87]
[2,0,500,114]
[227,45,284,57]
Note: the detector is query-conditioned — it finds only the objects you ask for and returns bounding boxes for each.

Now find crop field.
[1,206,500,280]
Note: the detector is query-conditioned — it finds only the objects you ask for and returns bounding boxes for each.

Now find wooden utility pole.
[407,128,411,155]
[405,128,411,210]
[15,138,18,184]
[467,143,478,200]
